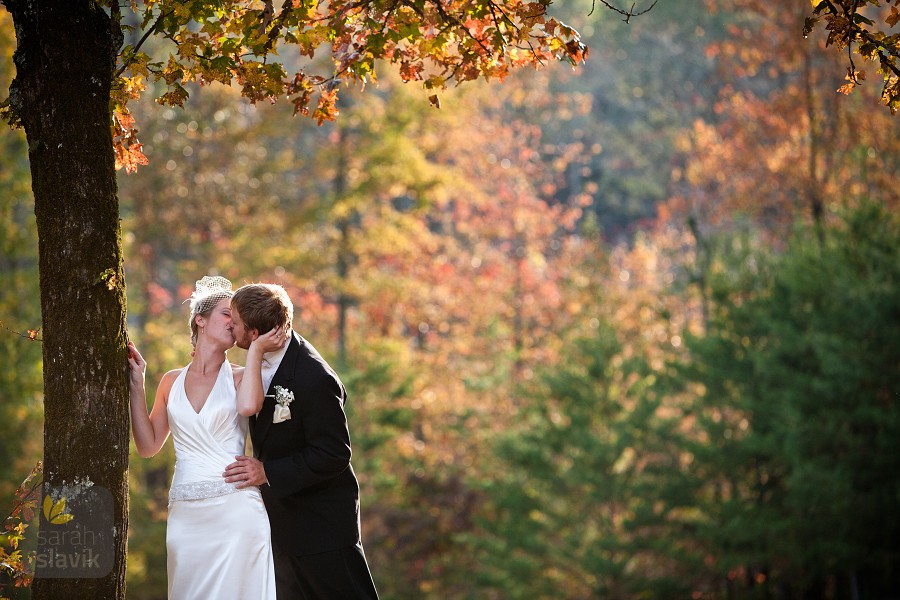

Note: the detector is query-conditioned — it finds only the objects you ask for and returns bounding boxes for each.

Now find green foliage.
[472,203,900,599]
[0,17,41,600]
[675,202,900,596]
[474,325,696,599]
[0,85,42,534]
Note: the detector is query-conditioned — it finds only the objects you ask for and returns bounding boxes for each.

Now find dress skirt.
[167,487,275,600]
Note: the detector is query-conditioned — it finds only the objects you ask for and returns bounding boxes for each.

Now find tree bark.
[5,1,129,597]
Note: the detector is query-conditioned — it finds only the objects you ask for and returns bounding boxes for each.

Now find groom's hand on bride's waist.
[223,455,269,488]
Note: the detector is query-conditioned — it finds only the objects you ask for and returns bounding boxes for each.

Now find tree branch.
[262,0,295,56]
[588,0,657,22]
[429,0,494,57]
[0,320,42,341]
[114,8,175,78]
[816,0,900,80]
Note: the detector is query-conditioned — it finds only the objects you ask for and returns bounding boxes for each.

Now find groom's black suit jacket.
[251,331,361,556]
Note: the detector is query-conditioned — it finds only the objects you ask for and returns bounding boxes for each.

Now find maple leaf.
[157,82,191,107]
[20,504,35,523]
[312,88,340,125]
[399,60,424,82]
[117,144,150,174]
[888,7,900,28]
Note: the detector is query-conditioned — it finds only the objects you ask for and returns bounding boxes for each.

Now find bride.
[127,276,283,599]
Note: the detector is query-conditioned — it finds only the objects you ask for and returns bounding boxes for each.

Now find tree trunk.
[5,1,129,597]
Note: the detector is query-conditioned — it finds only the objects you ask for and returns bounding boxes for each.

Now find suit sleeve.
[263,371,352,497]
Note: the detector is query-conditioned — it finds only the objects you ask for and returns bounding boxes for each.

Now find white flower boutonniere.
[271,385,294,424]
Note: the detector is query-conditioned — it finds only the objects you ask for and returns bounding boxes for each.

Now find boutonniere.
[267,385,294,424]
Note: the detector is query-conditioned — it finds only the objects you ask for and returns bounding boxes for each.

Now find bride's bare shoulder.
[155,368,182,403]
[160,368,182,384]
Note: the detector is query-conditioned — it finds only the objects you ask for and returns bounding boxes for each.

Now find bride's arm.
[236,327,286,417]
[128,341,174,458]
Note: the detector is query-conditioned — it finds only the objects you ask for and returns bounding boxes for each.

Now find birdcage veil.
[187,275,233,326]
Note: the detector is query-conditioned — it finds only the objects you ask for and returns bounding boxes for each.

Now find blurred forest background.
[2,1,899,598]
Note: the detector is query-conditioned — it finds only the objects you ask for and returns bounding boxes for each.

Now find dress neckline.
[183,360,227,415]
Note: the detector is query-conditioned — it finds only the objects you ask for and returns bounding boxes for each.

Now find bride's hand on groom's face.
[253,326,288,354]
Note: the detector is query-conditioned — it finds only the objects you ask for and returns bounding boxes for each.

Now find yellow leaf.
[53,512,75,525]
[43,495,75,525]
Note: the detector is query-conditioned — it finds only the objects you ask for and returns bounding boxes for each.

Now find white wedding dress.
[165,360,276,600]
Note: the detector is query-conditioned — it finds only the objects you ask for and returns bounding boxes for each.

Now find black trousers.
[274,543,379,600]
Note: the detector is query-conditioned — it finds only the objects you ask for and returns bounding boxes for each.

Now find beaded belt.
[168,480,247,502]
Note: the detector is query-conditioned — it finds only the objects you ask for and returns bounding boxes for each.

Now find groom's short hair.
[231,283,293,334]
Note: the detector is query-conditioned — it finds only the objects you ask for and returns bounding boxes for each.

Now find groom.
[224,283,378,599]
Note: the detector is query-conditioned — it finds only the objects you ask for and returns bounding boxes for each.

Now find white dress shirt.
[261,334,291,393]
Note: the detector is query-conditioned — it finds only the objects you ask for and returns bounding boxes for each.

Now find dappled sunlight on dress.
[166,360,275,600]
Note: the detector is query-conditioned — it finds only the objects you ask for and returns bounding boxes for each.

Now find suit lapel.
[251,332,299,454]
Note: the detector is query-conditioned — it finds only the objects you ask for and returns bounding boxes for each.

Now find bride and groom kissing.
[128,276,378,599]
